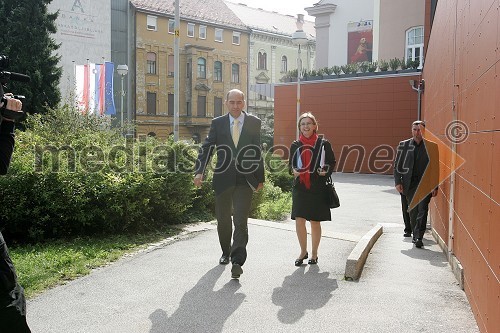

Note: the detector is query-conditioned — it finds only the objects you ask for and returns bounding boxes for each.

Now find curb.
[344,224,383,281]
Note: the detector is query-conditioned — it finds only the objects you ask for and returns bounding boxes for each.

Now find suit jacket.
[195,111,265,195]
[394,138,439,196]
[289,137,336,192]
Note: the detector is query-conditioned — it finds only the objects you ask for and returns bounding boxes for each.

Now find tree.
[0,0,61,114]
[260,113,274,149]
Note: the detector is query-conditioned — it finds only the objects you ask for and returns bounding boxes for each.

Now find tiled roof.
[131,0,248,30]
[224,1,315,39]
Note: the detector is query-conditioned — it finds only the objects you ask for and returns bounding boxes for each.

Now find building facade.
[48,0,112,100]
[423,0,499,331]
[305,0,374,68]
[131,0,249,141]
[225,2,316,119]
[373,0,425,67]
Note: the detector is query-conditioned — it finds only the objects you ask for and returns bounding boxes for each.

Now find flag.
[104,62,116,115]
[74,61,116,115]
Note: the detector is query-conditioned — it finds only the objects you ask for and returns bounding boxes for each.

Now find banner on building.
[347,20,373,64]
[74,61,116,115]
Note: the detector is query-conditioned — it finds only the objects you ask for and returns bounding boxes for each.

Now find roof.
[131,0,248,31]
[224,1,316,39]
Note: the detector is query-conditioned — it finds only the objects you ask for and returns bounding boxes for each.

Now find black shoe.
[294,252,308,266]
[308,257,318,265]
[231,263,243,279]
[415,239,423,248]
[219,255,230,265]
[404,233,412,237]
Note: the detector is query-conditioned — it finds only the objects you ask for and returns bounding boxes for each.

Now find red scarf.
[298,133,318,189]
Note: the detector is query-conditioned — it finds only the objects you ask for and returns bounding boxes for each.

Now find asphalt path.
[26,173,479,333]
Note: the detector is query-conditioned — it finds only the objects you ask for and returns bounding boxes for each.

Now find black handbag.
[326,176,340,208]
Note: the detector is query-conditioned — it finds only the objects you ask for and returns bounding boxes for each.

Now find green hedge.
[0,106,293,244]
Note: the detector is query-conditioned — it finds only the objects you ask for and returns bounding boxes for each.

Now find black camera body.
[0,55,31,122]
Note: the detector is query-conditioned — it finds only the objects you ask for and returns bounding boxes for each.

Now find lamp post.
[291,14,308,139]
[116,64,129,128]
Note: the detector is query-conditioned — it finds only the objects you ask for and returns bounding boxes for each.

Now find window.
[168,55,174,76]
[186,101,191,116]
[232,32,240,45]
[281,56,287,72]
[147,15,157,31]
[168,93,174,115]
[168,20,175,34]
[199,25,207,39]
[147,92,156,115]
[187,23,195,37]
[147,52,156,74]
[231,64,239,83]
[215,28,223,42]
[406,26,424,68]
[197,57,206,79]
[214,61,222,81]
[214,97,223,117]
[197,96,206,117]
[258,51,267,70]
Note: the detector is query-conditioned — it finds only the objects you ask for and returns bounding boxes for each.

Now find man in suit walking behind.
[394,120,439,248]
[194,89,264,279]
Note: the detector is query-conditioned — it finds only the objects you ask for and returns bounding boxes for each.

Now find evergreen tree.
[0,0,61,114]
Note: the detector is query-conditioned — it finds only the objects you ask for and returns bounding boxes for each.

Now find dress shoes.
[219,255,230,265]
[231,263,243,279]
[415,239,424,248]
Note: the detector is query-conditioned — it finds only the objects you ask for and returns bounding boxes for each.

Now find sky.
[230,0,317,21]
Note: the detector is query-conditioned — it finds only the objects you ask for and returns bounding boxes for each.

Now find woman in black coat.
[289,112,336,266]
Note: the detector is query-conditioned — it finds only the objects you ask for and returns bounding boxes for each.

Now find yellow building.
[131,0,249,142]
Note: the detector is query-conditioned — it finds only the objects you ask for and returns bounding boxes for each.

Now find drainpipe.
[410,78,424,120]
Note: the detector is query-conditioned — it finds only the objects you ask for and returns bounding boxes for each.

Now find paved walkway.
[27,173,479,333]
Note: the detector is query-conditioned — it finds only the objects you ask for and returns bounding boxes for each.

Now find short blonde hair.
[297,112,318,132]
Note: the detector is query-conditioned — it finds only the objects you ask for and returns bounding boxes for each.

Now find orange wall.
[274,74,421,174]
[423,0,499,332]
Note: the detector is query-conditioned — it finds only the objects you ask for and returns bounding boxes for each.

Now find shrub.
[389,58,400,71]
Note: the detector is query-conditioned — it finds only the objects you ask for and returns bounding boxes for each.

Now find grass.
[9,228,180,298]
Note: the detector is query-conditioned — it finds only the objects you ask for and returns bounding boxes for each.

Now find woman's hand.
[317,168,327,176]
[292,169,300,178]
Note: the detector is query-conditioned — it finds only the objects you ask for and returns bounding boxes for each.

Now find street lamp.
[116,64,129,128]
[291,14,308,139]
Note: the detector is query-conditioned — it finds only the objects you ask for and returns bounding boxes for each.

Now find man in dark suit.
[0,95,31,332]
[394,120,439,248]
[194,89,264,279]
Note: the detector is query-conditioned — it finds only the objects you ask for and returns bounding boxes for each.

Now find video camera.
[0,55,31,122]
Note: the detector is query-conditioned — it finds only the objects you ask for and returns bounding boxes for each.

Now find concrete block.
[345,224,383,281]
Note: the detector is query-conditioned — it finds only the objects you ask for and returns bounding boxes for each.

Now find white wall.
[48,0,111,100]
[327,0,373,66]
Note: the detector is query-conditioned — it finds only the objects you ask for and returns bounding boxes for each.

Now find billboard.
[347,20,373,64]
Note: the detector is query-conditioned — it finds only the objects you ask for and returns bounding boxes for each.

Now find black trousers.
[405,188,432,241]
[0,232,31,333]
[400,193,411,234]
[215,184,253,266]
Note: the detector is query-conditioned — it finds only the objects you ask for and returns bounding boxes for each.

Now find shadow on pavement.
[149,265,245,333]
[400,241,448,268]
[271,265,338,324]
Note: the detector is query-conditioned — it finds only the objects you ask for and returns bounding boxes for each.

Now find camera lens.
[0,55,9,69]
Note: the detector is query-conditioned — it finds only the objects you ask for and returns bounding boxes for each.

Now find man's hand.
[193,174,203,187]
[395,184,403,193]
[1,94,23,122]
[255,183,264,192]
[431,188,438,197]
